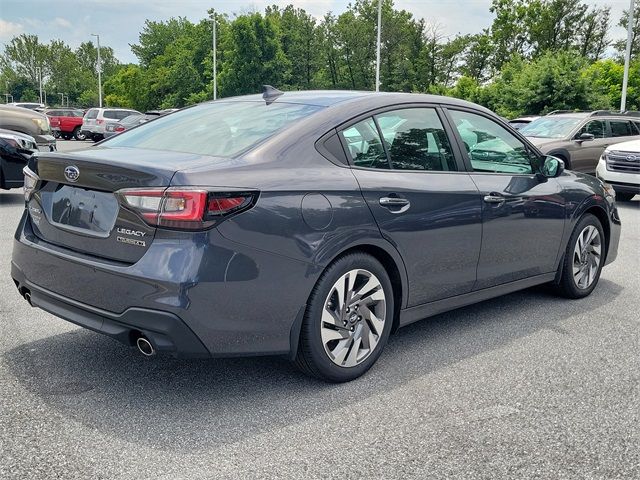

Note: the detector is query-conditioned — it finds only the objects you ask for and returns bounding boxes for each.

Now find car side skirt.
[399,272,556,327]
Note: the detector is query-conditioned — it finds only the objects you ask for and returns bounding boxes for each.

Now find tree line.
[1,0,638,118]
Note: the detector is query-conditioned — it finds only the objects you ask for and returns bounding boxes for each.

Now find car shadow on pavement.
[4,278,622,451]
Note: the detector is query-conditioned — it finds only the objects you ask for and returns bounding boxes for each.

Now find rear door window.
[341,118,390,169]
[609,120,634,137]
[103,110,120,119]
[374,108,457,171]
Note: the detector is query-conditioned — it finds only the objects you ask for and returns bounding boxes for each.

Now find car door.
[340,106,483,306]
[569,119,611,172]
[444,108,566,290]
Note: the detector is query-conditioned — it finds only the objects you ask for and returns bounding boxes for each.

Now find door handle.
[483,194,505,204]
[379,196,410,213]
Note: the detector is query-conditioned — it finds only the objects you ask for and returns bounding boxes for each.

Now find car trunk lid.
[28,147,216,263]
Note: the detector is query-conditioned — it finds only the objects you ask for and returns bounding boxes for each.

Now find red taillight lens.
[117,188,256,230]
[115,126,125,132]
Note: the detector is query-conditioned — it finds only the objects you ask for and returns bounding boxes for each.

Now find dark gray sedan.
[11,90,621,382]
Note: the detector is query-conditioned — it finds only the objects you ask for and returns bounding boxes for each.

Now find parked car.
[7,102,46,111]
[509,115,540,130]
[0,105,56,151]
[596,139,640,202]
[103,114,157,139]
[519,111,640,173]
[12,89,620,382]
[81,107,141,141]
[0,129,38,190]
[45,108,86,140]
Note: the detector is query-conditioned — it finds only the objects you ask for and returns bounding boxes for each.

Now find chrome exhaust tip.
[24,291,33,307]
[136,336,156,357]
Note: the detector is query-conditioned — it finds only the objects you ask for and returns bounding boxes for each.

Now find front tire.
[295,253,394,382]
[553,213,605,299]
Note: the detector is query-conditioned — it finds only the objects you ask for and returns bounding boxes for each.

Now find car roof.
[213,90,490,111]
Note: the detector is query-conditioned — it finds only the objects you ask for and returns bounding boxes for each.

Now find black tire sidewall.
[301,253,394,382]
[561,213,605,298]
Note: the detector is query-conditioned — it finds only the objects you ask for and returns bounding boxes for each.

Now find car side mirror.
[540,156,565,178]
[577,132,595,141]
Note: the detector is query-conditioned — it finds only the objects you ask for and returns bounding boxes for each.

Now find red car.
[45,108,87,140]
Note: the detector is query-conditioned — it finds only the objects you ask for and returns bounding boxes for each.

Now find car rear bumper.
[11,264,210,358]
[11,212,316,358]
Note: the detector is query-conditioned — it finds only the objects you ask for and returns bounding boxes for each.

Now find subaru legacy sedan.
[11,90,620,382]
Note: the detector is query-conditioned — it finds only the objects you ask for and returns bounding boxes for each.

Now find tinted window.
[103,110,120,119]
[46,110,60,116]
[578,120,606,138]
[341,118,389,169]
[610,120,634,137]
[375,108,457,171]
[105,101,322,157]
[449,110,534,174]
[85,109,98,119]
[633,121,640,134]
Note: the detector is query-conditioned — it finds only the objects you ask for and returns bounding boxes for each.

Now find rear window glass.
[85,109,98,119]
[610,120,634,137]
[104,101,322,157]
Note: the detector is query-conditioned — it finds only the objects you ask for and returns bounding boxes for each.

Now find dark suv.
[520,111,640,173]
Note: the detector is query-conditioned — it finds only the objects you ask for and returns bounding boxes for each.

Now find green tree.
[219,13,290,96]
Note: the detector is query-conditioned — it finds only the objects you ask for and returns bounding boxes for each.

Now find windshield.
[519,117,583,139]
[104,101,323,157]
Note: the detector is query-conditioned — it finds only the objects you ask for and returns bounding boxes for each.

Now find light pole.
[621,0,635,112]
[211,12,217,100]
[36,66,43,103]
[91,33,103,107]
[58,92,64,106]
[375,0,382,92]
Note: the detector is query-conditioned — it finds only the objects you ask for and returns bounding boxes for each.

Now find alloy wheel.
[321,269,386,367]
[572,225,601,289]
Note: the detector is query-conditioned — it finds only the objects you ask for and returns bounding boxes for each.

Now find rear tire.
[552,213,605,299]
[73,127,87,141]
[295,253,394,382]
[615,192,636,202]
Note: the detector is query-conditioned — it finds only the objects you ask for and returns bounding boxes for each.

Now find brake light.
[114,125,125,132]
[96,119,104,125]
[117,188,257,229]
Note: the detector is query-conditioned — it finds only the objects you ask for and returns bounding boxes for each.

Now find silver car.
[520,111,640,173]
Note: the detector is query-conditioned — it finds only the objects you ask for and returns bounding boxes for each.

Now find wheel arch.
[291,239,409,358]
[333,243,406,333]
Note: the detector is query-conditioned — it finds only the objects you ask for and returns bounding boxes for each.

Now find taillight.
[23,166,39,202]
[114,125,125,132]
[96,119,104,125]
[117,187,257,230]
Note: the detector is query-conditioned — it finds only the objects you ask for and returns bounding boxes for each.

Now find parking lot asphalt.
[1,140,638,479]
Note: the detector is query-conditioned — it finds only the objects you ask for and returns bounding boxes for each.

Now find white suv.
[596,139,640,202]
[82,108,141,141]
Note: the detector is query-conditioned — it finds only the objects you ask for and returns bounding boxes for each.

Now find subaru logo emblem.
[64,165,80,183]
[626,155,638,162]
